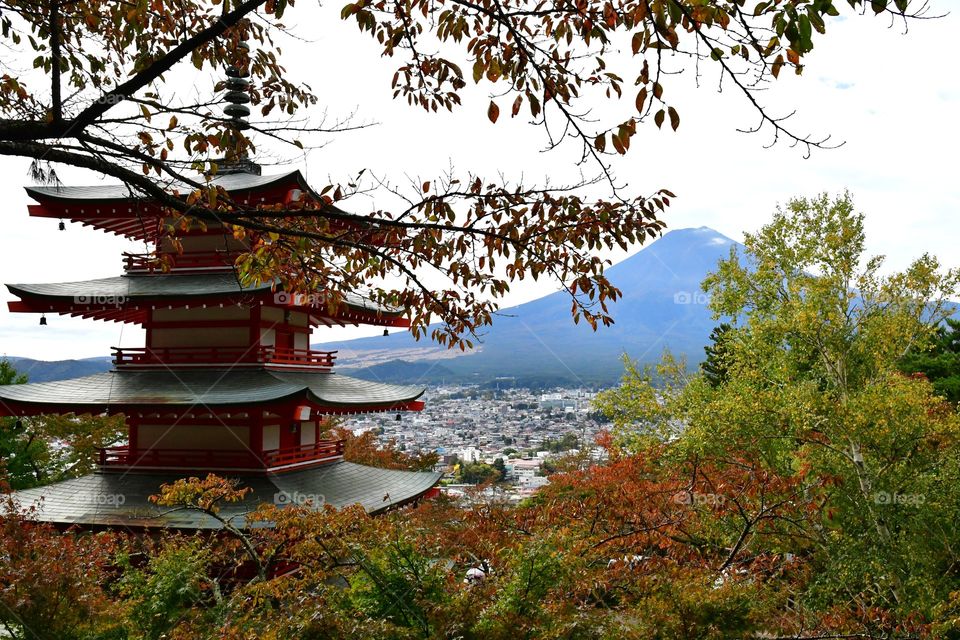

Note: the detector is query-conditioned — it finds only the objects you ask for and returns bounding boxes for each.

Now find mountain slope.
[5,357,113,383]
[326,227,739,384]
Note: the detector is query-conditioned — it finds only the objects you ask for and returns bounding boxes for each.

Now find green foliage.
[474,537,572,634]
[899,317,960,404]
[0,359,125,490]
[491,457,506,480]
[599,193,960,627]
[0,358,27,386]
[457,462,499,485]
[593,350,690,452]
[701,323,734,388]
[623,571,763,639]
[348,538,448,636]
[540,432,580,453]
[698,194,960,613]
[115,537,215,640]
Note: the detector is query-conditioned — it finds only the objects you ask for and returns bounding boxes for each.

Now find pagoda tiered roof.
[10,462,442,528]
[0,369,425,417]
[26,170,306,202]
[25,170,332,240]
[7,273,408,327]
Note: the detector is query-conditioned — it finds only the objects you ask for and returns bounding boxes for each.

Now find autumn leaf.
[487,100,500,123]
[612,133,625,154]
[772,54,785,79]
[668,106,679,131]
[635,87,648,114]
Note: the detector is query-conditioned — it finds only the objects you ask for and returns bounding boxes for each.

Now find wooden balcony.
[98,440,345,472]
[262,440,345,468]
[123,250,237,273]
[112,346,338,370]
[98,446,259,469]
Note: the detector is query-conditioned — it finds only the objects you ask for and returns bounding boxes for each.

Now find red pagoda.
[0,160,441,528]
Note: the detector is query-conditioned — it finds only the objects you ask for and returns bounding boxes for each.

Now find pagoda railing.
[262,440,345,468]
[98,439,346,471]
[122,250,238,273]
[262,347,338,367]
[112,346,337,369]
[98,446,260,469]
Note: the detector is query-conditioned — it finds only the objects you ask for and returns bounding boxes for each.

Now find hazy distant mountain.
[325,227,740,385]
[6,356,112,383]
[1,227,739,385]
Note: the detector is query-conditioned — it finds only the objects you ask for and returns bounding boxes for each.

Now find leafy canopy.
[899,317,960,404]
[598,192,960,633]
[0,360,125,491]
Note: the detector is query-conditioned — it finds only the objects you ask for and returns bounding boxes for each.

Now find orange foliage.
[328,425,439,471]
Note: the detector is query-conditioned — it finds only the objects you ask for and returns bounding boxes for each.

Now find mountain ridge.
[326,226,739,385]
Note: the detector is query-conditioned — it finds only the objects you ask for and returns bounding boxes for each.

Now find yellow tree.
[599,193,960,635]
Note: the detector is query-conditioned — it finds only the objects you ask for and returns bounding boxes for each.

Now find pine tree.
[701,323,733,388]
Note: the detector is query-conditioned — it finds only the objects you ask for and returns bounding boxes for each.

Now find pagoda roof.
[25,169,352,240]
[7,462,442,528]
[0,369,424,416]
[7,273,408,326]
[9,272,267,300]
[26,169,309,203]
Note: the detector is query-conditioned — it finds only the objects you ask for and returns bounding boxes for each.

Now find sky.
[0,1,958,361]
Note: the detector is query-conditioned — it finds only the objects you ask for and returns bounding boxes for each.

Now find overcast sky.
[0,2,957,361]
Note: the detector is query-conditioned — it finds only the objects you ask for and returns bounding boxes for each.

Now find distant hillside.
[337,360,458,385]
[5,356,111,383]
[329,227,739,386]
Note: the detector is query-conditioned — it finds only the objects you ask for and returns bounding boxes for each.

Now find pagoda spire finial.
[217,22,260,175]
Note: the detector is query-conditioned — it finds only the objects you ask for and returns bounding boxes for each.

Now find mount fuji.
[322,226,740,386]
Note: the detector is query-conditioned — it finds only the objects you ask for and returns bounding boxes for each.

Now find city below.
[343,385,608,502]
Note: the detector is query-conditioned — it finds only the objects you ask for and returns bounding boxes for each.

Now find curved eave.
[25,170,306,203]
[24,170,358,241]
[6,463,442,529]
[6,277,409,328]
[0,396,426,418]
[6,294,409,328]
[6,274,270,300]
[0,370,425,418]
